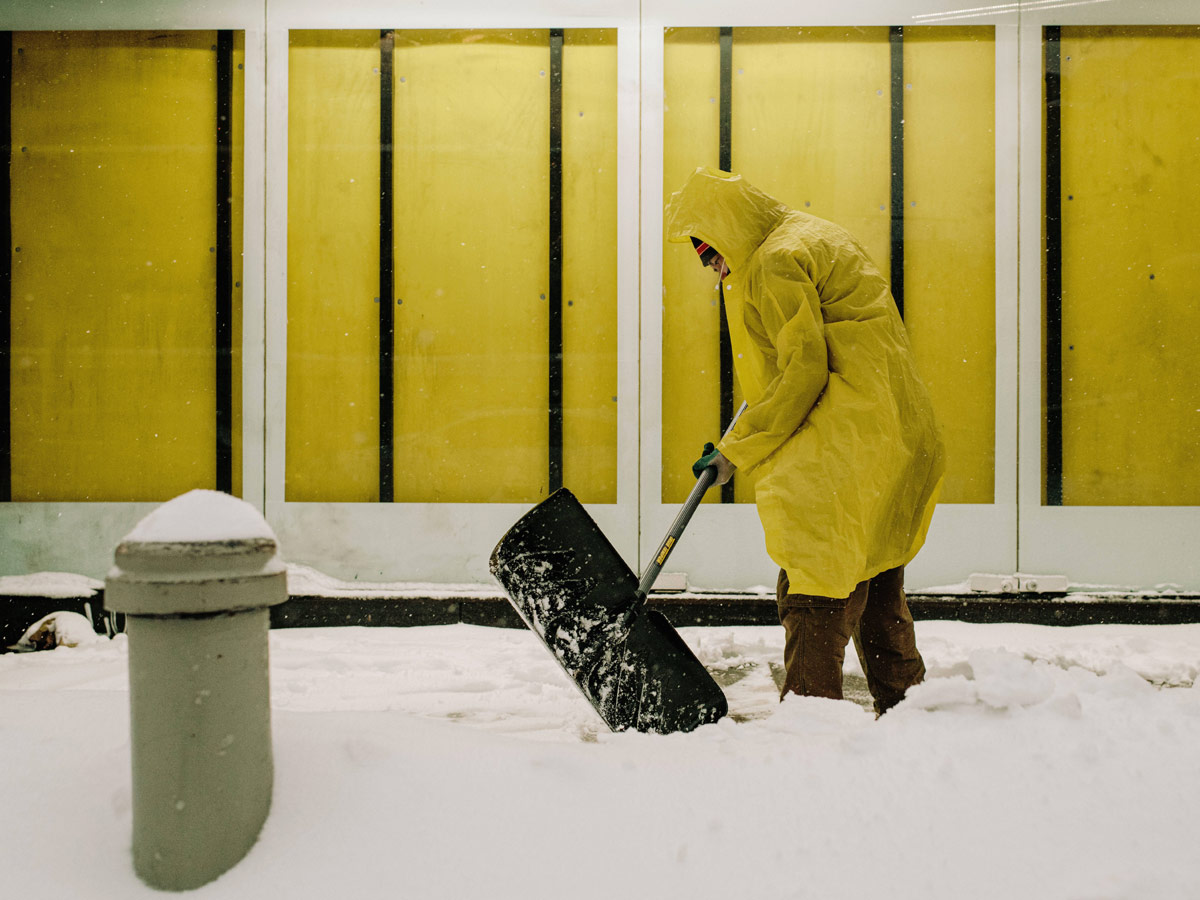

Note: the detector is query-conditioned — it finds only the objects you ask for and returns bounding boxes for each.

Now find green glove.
[692,442,720,479]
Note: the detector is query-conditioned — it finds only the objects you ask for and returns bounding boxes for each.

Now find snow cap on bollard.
[107,489,286,616]
[105,490,286,892]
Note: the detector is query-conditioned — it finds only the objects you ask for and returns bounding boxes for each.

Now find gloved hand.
[692,442,735,485]
[692,442,719,478]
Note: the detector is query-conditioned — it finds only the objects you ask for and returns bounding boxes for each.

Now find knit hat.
[690,236,718,268]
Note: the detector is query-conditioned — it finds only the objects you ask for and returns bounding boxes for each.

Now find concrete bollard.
[105,489,287,892]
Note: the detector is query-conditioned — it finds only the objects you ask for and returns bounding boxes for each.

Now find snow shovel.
[489,403,746,735]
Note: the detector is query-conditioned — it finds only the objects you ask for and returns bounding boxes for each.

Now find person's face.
[706,253,728,281]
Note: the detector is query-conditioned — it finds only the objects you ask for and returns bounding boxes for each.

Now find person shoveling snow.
[666,167,945,716]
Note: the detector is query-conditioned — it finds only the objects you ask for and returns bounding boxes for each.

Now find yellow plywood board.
[288,29,617,504]
[391,31,551,503]
[665,27,996,507]
[286,31,381,502]
[663,27,891,505]
[561,30,618,504]
[662,28,724,505]
[904,27,996,504]
[10,31,218,501]
[1057,26,1200,505]
[732,27,892,269]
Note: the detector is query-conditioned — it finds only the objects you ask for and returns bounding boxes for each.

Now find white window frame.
[262,0,642,583]
[1016,0,1200,590]
[0,0,267,579]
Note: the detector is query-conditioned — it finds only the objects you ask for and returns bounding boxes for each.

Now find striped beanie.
[690,236,718,267]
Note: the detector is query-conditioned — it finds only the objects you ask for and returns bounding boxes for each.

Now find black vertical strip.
[1044,26,1064,506]
[0,33,10,502]
[548,28,564,494]
[718,27,732,172]
[889,25,905,319]
[717,26,735,503]
[215,30,234,494]
[379,30,395,503]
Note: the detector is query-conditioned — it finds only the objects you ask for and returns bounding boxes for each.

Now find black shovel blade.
[489,488,727,734]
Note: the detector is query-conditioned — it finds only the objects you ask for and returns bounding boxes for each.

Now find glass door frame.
[0,0,267,580]
[1016,0,1200,590]
[262,0,643,583]
[639,0,1020,591]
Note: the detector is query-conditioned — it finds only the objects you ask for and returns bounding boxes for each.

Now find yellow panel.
[1058,26,1200,505]
[286,31,381,502]
[561,30,618,504]
[731,27,890,506]
[11,31,218,501]
[904,27,996,504]
[662,28,724,505]
[663,28,891,505]
[733,27,892,270]
[392,30,550,503]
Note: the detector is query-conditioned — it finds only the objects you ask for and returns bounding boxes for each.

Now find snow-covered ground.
[2,619,1199,900]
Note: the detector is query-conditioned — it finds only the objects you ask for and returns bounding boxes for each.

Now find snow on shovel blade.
[490,488,727,734]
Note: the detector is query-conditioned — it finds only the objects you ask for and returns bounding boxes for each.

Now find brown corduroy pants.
[777,566,925,715]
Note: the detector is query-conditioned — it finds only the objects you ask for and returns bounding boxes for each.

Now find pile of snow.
[1,620,1198,899]
[7,611,105,652]
[121,489,277,544]
[0,571,102,598]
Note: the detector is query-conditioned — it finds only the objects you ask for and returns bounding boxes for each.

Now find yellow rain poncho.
[666,168,945,599]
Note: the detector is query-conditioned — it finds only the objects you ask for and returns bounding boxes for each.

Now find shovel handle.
[637,466,717,596]
[636,401,749,598]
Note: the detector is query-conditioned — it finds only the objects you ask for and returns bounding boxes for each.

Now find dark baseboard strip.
[5,590,1200,651]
